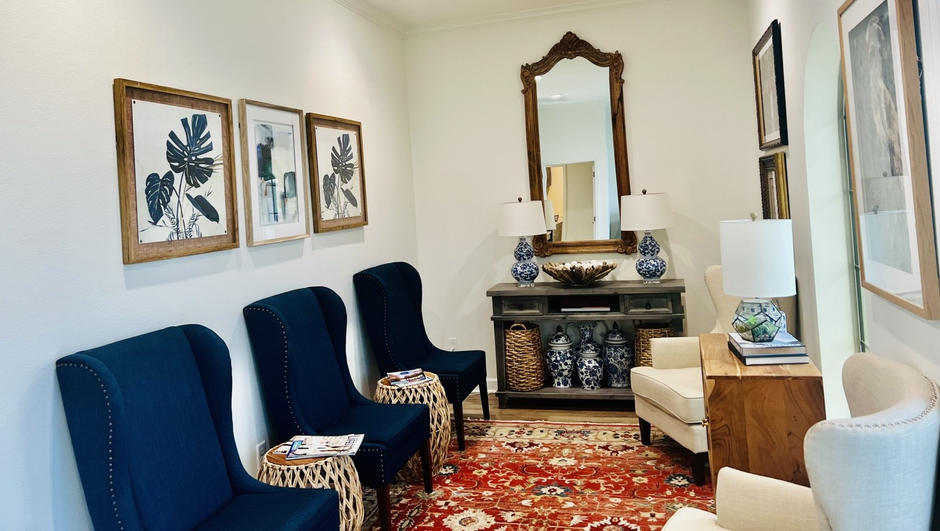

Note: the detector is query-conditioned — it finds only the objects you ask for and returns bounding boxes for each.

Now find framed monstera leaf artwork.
[306,113,368,233]
[113,79,238,263]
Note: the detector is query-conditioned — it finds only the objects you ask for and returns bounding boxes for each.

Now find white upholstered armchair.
[630,265,796,485]
[663,351,940,530]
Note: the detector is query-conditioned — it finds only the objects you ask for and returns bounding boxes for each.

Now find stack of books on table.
[728,331,808,366]
[271,434,365,460]
[387,368,432,387]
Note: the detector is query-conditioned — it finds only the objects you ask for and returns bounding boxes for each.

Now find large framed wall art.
[113,79,238,264]
[752,20,789,150]
[239,100,311,246]
[758,152,790,219]
[839,0,940,318]
[306,113,368,233]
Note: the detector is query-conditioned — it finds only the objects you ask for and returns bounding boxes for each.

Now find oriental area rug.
[364,420,714,531]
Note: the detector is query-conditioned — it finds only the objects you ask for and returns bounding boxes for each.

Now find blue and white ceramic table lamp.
[719,215,796,342]
[498,198,547,287]
[620,190,674,283]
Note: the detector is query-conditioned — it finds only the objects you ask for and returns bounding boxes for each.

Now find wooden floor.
[462,393,639,423]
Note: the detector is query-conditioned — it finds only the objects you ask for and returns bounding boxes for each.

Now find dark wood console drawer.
[623,294,673,314]
[500,298,543,315]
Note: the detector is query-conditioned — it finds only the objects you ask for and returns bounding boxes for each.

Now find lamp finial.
[641,189,647,195]
[750,212,758,222]
[517,197,523,202]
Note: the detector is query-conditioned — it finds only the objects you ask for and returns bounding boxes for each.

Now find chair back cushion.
[57,327,232,530]
[804,353,940,530]
[354,262,428,372]
[705,265,798,336]
[244,288,352,438]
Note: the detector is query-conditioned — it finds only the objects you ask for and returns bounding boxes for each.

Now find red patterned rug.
[365,420,714,530]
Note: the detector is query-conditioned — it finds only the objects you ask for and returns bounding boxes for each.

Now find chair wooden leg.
[420,440,434,493]
[377,483,391,531]
[691,452,708,486]
[454,400,465,450]
[639,418,652,445]
[479,377,490,420]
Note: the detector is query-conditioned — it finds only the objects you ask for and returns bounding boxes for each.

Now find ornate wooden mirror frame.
[522,32,636,256]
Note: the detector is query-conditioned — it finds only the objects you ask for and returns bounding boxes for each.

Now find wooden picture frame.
[758,152,790,219]
[839,0,940,319]
[522,32,636,256]
[752,20,789,150]
[305,113,368,233]
[238,100,311,246]
[113,79,238,264]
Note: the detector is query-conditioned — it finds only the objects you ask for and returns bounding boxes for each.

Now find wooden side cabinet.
[700,333,825,487]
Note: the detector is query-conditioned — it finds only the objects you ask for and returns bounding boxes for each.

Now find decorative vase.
[546,326,575,388]
[510,237,539,287]
[577,352,604,390]
[570,322,607,360]
[636,230,667,283]
[603,322,634,388]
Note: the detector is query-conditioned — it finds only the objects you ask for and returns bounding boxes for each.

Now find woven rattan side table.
[373,371,451,480]
[258,448,364,531]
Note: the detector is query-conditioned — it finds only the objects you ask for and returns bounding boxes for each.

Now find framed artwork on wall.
[306,113,368,232]
[113,79,238,264]
[758,152,790,219]
[752,20,789,150]
[839,0,940,318]
[238,100,311,246]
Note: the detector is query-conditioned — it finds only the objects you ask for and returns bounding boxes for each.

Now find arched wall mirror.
[522,31,636,256]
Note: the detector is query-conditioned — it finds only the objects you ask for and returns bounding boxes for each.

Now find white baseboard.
[470,377,498,394]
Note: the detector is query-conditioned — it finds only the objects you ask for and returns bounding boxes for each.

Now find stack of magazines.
[387,368,432,387]
[728,331,808,366]
[271,434,364,460]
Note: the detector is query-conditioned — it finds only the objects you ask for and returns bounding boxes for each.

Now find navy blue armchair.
[353,262,489,451]
[56,325,339,531]
[243,287,433,531]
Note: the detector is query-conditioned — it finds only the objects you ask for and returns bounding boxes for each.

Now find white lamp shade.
[719,218,796,298]
[499,200,547,237]
[620,192,674,230]
[543,199,557,230]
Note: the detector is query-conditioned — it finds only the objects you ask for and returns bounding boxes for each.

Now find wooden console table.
[700,333,825,486]
[486,280,685,408]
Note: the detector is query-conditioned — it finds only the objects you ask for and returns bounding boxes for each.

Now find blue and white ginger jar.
[603,322,634,388]
[546,326,574,388]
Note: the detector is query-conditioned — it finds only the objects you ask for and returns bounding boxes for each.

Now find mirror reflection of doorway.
[545,161,595,241]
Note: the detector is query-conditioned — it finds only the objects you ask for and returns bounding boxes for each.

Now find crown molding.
[404,0,681,39]
[333,0,405,38]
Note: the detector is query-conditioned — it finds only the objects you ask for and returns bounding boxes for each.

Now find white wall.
[404,0,761,378]
[0,0,417,528]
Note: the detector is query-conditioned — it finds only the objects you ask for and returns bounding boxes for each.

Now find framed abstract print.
[839,0,940,318]
[113,79,238,264]
[758,152,790,219]
[239,100,311,246]
[306,113,368,233]
[752,20,789,150]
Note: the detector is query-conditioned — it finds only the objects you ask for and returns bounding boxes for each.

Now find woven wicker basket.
[504,323,544,391]
[634,325,674,367]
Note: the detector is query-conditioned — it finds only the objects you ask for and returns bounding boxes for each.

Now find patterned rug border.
[464,419,640,428]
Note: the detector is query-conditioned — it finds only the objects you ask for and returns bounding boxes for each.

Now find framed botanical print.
[306,113,368,232]
[752,20,789,150]
[238,100,311,246]
[113,79,238,264]
[758,153,790,219]
[839,0,940,318]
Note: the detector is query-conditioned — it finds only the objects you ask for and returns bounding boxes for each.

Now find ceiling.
[360,0,610,29]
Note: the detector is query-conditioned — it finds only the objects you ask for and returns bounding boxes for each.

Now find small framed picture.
[113,79,238,264]
[752,20,789,150]
[306,113,368,233]
[758,152,789,219]
[239,100,311,246]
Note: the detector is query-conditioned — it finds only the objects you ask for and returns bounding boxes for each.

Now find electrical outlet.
[447,337,458,351]
[256,440,268,468]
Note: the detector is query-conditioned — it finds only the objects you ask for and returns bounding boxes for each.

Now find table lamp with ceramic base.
[498,198,547,287]
[719,214,796,342]
[620,190,674,284]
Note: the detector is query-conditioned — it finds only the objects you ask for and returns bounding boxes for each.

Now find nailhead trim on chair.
[57,362,124,530]
[440,375,459,402]
[816,375,939,429]
[353,274,403,372]
[244,307,303,434]
[358,447,385,481]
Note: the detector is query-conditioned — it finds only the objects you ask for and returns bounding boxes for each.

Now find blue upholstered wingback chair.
[353,262,489,451]
[243,287,433,531]
[56,325,339,531]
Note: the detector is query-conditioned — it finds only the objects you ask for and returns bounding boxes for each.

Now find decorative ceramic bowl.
[541,260,617,287]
